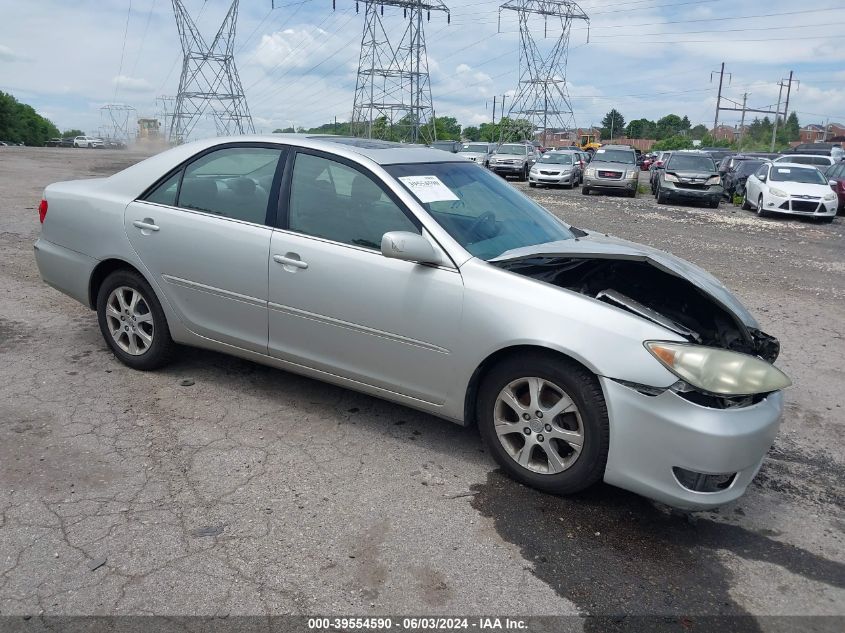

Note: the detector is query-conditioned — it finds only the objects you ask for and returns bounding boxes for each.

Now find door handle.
[273,254,308,269]
[133,219,160,232]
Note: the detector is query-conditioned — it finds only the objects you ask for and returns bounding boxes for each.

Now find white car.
[744,162,838,222]
[73,135,103,149]
[772,154,835,169]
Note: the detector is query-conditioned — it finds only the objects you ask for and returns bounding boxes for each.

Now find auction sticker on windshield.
[399,175,460,203]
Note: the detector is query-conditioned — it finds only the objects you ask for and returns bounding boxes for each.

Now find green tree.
[462,125,480,141]
[433,116,461,140]
[0,91,60,145]
[689,124,708,140]
[651,135,694,151]
[626,118,655,139]
[62,129,84,138]
[783,112,800,142]
[655,114,685,140]
[600,108,625,139]
[272,127,295,133]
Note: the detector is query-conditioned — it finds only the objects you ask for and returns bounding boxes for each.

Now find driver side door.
[267,150,464,405]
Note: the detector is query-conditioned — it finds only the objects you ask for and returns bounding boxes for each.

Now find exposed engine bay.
[495,256,780,364]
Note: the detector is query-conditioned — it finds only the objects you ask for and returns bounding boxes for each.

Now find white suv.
[73,136,103,149]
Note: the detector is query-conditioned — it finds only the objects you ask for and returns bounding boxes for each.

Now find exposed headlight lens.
[664,173,679,182]
[706,176,721,185]
[769,187,788,197]
[625,170,636,178]
[823,192,836,201]
[586,168,596,177]
[645,341,791,396]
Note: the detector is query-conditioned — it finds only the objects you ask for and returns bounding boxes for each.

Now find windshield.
[593,149,635,164]
[667,155,715,171]
[779,156,830,166]
[461,144,490,153]
[538,153,574,165]
[385,162,574,260]
[497,144,528,155]
[770,166,826,184]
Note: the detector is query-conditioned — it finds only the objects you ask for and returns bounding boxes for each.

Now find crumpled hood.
[491,231,759,329]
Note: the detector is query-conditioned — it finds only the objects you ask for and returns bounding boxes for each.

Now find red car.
[825,162,845,214]
[641,154,656,171]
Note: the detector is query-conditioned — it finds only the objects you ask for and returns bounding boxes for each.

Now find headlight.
[664,173,679,182]
[625,170,638,178]
[586,168,596,177]
[530,167,538,173]
[645,341,792,396]
[824,192,837,201]
[769,187,788,197]
[706,176,721,185]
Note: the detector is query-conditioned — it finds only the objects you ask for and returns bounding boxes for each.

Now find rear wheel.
[96,270,175,370]
[477,353,609,495]
[581,186,590,195]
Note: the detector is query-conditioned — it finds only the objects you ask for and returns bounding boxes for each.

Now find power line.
[113,0,134,102]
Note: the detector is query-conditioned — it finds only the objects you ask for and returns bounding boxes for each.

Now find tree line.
[0,91,61,146]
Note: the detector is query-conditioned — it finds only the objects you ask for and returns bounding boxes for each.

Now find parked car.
[783,143,844,162]
[428,140,461,153]
[60,137,75,148]
[34,134,791,510]
[488,143,539,181]
[528,150,581,188]
[824,162,845,214]
[74,135,103,148]
[772,154,835,168]
[649,151,673,193]
[582,145,639,197]
[701,148,735,165]
[45,138,63,147]
[641,153,656,171]
[723,158,769,200]
[102,137,128,150]
[655,153,722,207]
[458,142,496,167]
[743,162,838,221]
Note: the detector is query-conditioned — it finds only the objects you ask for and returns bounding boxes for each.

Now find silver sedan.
[34,135,791,510]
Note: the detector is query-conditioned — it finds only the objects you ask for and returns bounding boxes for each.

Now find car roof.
[768,162,822,169]
[600,144,635,150]
[774,154,832,160]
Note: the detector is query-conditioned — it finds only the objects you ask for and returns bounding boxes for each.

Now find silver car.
[458,142,496,167]
[34,134,791,510]
[528,151,582,188]
[488,143,538,181]
[582,145,639,197]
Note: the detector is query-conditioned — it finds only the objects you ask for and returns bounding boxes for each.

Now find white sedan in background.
[743,162,838,222]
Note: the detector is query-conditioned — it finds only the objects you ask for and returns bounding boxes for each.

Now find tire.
[627,189,637,198]
[656,188,667,204]
[710,198,720,208]
[820,216,834,224]
[581,186,590,195]
[477,352,609,495]
[528,182,536,188]
[96,269,175,370]
[741,195,752,210]
[756,194,767,218]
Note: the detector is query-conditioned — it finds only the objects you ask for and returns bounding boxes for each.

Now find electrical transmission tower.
[345,1,450,144]
[498,0,588,147]
[100,104,137,145]
[170,0,254,143]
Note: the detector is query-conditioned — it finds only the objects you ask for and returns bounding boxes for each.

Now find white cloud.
[252,28,330,71]
[112,75,153,93]
[0,44,23,62]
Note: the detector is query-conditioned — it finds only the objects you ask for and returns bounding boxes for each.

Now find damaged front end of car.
[491,233,791,409]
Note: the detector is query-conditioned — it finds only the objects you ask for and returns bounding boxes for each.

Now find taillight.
[38,199,48,223]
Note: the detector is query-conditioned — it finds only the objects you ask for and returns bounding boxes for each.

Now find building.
[535,127,602,146]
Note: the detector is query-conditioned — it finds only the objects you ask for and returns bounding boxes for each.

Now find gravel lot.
[0,147,843,624]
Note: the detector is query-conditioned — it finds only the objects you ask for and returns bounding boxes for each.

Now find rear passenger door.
[125,143,285,353]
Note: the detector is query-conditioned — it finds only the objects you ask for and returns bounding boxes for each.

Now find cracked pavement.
[0,147,843,623]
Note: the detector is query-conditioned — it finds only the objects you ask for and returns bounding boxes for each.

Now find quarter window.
[288,153,418,249]
[145,171,181,206]
[177,147,282,225]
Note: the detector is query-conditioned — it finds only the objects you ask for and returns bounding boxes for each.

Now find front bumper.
[583,174,637,191]
[490,162,527,175]
[600,377,783,510]
[764,195,837,217]
[529,170,575,185]
[660,182,723,203]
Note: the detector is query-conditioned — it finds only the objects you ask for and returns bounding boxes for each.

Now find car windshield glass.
[736,160,765,175]
[667,155,715,171]
[497,144,527,155]
[385,162,574,260]
[770,166,826,184]
[461,144,489,153]
[538,153,573,165]
[593,149,635,164]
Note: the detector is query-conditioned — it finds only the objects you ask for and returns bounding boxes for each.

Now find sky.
[1,0,843,140]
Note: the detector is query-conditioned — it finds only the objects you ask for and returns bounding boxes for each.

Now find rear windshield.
[593,149,635,164]
[735,160,765,175]
[783,156,830,166]
[497,144,528,155]
[770,166,826,184]
[667,155,715,171]
[461,144,490,153]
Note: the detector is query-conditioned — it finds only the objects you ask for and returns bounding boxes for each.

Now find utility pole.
[737,92,748,147]
[712,62,727,133]
[770,79,785,152]
[492,96,497,125]
[782,70,794,120]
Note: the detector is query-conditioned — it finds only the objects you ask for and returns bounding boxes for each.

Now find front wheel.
[96,270,175,370]
[757,194,767,217]
[477,353,609,495]
[656,188,667,204]
[581,186,590,195]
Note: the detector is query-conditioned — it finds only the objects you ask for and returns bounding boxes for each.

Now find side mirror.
[829,179,838,187]
[759,174,767,182]
[381,231,439,265]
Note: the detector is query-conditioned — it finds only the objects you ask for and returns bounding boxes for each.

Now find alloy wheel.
[105,286,154,355]
[493,376,584,475]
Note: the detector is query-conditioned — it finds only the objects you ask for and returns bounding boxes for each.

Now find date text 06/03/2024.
[306,617,528,630]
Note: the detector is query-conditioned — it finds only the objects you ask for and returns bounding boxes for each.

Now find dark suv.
[656,152,723,208]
